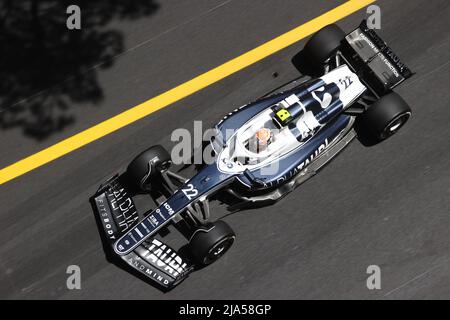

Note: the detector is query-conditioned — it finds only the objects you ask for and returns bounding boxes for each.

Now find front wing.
[93,175,192,289]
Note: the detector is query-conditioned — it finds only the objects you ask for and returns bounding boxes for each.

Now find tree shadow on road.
[0,0,159,140]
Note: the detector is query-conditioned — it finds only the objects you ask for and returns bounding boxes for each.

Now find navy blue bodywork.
[215,78,350,190]
[114,78,351,255]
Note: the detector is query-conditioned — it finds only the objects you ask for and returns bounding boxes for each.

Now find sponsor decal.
[96,195,117,240]
[363,24,387,51]
[181,183,199,200]
[359,32,380,54]
[154,202,175,220]
[366,265,381,290]
[265,138,329,188]
[66,265,81,290]
[124,238,189,287]
[141,239,187,277]
[126,255,171,286]
[358,25,410,78]
[377,52,400,78]
[217,104,248,126]
[107,187,139,232]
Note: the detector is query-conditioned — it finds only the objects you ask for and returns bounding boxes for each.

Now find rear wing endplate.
[343,20,413,94]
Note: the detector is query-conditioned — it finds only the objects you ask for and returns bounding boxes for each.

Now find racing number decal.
[181,184,198,200]
[339,76,353,89]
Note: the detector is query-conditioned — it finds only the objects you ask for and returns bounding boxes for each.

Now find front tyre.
[292,24,345,76]
[355,92,411,146]
[189,220,235,266]
[126,145,171,192]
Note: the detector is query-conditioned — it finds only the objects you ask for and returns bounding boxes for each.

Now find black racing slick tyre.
[292,24,345,76]
[126,145,171,192]
[189,220,235,266]
[355,92,412,146]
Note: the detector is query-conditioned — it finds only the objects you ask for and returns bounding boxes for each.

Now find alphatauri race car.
[93,21,413,290]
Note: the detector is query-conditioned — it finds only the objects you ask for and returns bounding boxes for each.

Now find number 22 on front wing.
[181,184,198,200]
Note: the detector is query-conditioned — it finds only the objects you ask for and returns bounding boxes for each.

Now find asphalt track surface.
[0,0,449,299]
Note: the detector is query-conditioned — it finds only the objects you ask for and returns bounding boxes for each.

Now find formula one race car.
[93,21,413,290]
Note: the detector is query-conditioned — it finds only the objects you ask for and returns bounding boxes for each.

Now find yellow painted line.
[0,0,376,185]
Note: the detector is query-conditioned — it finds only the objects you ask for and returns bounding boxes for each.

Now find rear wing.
[342,20,413,95]
[93,175,191,290]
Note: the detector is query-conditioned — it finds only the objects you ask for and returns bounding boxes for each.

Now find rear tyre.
[189,220,235,266]
[355,92,411,146]
[292,24,345,76]
[126,145,171,192]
